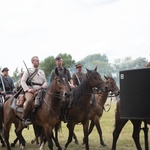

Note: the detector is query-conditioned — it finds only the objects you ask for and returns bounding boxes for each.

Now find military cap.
[75,63,83,68]
[2,67,9,72]
[55,56,62,61]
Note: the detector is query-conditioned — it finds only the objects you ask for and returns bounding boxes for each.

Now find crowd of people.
[0,55,86,126]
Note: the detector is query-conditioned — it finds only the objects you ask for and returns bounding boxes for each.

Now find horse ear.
[55,67,59,76]
[94,66,97,71]
[104,75,108,80]
[86,68,90,73]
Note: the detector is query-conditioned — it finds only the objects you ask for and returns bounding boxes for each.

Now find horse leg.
[4,123,12,150]
[0,134,5,147]
[72,132,79,144]
[95,119,106,147]
[10,136,19,147]
[82,120,90,150]
[82,120,95,145]
[111,119,128,150]
[44,126,54,150]
[131,120,142,150]
[65,122,75,149]
[15,126,26,150]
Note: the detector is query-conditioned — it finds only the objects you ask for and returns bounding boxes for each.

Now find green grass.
[4,102,148,150]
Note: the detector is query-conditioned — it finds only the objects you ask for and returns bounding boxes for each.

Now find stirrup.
[22,118,32,127]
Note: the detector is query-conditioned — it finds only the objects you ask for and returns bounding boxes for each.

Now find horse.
[71,76,120,146]
[3,67,70,150]
[0,104,5,147]
[35,67,107,150]
[63,67,107,150]
[111,98,150,150]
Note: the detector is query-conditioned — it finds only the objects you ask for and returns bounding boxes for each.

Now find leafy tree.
[79,54,114,78]
[12,67,24,82]
[112,57,148,85]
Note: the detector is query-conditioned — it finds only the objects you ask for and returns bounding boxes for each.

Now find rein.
[42,91,64,119]
[103,94,113,112]
[43,98,60,119]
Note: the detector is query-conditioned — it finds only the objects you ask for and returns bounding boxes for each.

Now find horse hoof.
[31,140,35,144]
[2,144,6,147]
[19,144,25,150]
[11,143,15,148]
[74,140,79,145]
[63,147,67,150]
[101,143,107,147]
[39,142,44,150]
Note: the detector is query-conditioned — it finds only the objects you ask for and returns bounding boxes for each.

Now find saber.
[0,72,6,104]
[0,72,6,93]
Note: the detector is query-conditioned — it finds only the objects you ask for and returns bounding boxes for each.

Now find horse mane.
[71,75,91,105]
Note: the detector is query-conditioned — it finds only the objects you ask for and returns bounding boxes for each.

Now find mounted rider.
[50,56,75,122]
[0,67,15,104]
[21,56,47,127]
[72,63,85,86]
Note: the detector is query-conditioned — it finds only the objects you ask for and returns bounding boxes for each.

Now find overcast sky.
[0,0,150,75]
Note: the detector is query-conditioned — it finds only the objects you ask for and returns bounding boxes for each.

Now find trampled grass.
[3,101,148,150]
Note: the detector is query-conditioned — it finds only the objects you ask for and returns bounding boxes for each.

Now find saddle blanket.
[10,98,23,113]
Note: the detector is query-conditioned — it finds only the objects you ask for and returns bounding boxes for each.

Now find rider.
[50,56,75,89]
[21,56,47,126]
[72,63,85,86]
[50,56,75,122]
[0,67,15,100]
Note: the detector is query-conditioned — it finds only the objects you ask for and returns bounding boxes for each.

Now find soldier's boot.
[22,104,32,127]
[34,90,42,107]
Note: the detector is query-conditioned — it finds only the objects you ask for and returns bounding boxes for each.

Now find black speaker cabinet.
[120,68,150,119]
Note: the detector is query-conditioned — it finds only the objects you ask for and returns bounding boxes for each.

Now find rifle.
[13,62,38,99]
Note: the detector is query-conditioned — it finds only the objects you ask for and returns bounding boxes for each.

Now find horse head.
[104,75,120,96]
[86,66,107,91]
[50,67,70,99]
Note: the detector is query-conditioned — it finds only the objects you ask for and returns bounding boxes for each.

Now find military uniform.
[72,72,85,86]
[21,67,47,125]
[50,67,72,89]
[0,75,14,95]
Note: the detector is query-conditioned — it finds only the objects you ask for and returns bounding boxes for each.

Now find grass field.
[4,101,148,150]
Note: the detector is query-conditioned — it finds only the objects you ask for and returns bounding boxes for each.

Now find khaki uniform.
[72,72,85,86]
[21,67,47,119]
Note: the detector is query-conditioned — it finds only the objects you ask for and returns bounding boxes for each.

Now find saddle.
[10,90,46,113]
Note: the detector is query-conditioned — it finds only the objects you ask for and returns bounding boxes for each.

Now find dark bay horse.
[72,76,120,147]
[111,98,150,150]
[0,106,5,147]
[4,67,70,150]
[64,67,107,150]
[85,76,119,146]
[32,67,70,150]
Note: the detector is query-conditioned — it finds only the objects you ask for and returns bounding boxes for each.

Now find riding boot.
[34,91,42,107]
[22,100,32,127]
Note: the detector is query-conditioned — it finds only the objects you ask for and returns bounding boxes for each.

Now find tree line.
[10,53,148,85]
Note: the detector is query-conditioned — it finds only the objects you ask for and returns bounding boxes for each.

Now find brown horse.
[4,67,70,150]
[86,76,119,146]
[72,76,120,146]
[0,105,5,147]
[111,98,149,150]
[64,67,107,150]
